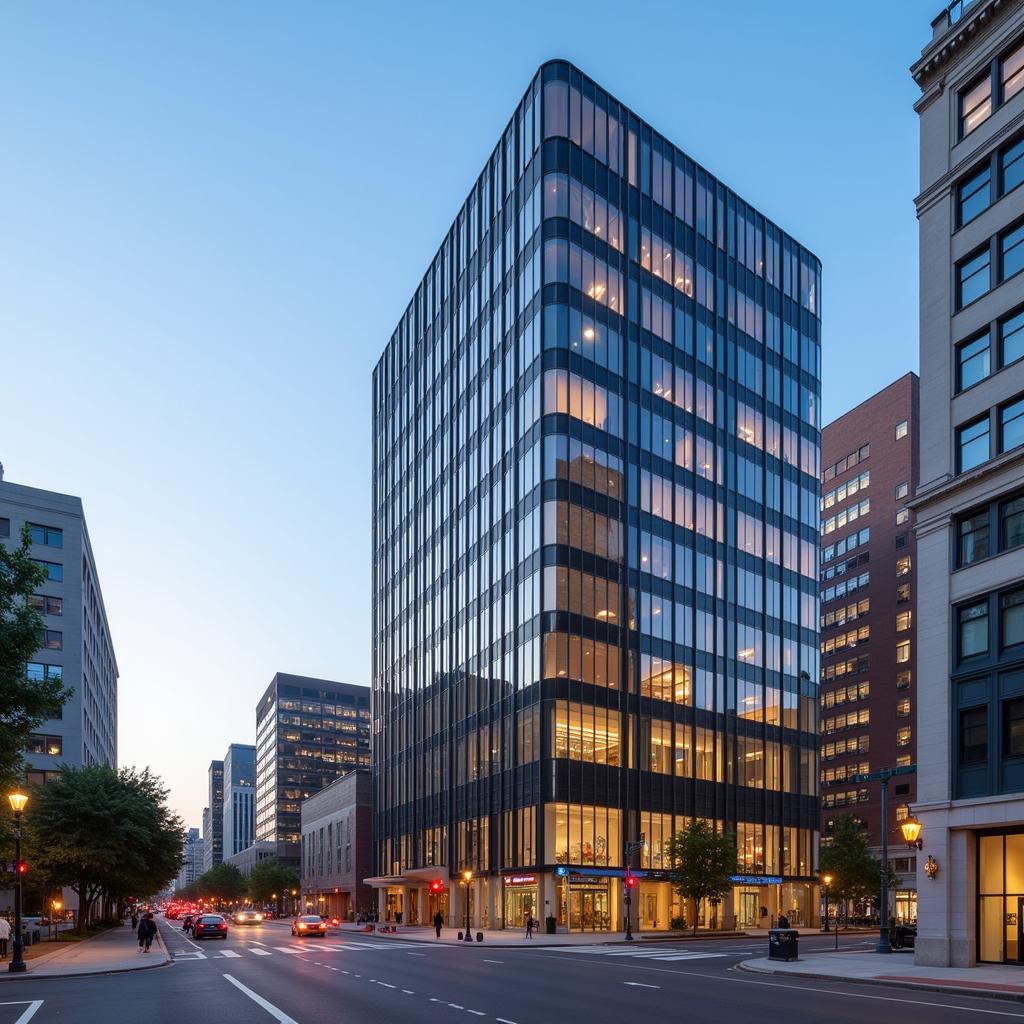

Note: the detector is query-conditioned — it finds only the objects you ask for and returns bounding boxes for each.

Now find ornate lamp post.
[8,791,29,974]
[51,899,62,942]
[462,870,473,942]
[900,816,923,851]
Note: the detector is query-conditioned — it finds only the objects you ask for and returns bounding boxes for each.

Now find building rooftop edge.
[912,0,1010,86]
[822,371,919,432]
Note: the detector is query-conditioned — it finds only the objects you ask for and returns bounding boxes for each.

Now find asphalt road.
[3,918,1024,1024]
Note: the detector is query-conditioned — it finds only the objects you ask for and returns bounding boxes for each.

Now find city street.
[3,918,1024,1024]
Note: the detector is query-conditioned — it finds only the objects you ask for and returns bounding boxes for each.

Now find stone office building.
[912,0,1024,967]
[372,61,823,932]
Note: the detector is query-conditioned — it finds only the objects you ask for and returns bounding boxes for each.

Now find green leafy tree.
[247,858,299,905]
[819,814,897,922]
[26,765,184,933]
[0,525,71,791]
[666,820,737,935]
[196,862,247,904]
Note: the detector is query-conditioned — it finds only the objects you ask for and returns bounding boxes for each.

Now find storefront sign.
[503,874,536,886]
[729,875,783,885]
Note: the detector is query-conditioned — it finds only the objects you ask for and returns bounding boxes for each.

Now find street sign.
[850,764,917,784]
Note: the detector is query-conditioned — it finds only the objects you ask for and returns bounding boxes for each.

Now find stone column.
[417,887,427,927]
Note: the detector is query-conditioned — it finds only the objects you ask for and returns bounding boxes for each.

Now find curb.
[737,960,1024,1004]
[0,926,171,982]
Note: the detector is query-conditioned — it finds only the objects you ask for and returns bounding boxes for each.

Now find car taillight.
[218,923,227,930]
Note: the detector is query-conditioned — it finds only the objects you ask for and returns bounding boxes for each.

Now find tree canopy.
[819,814,891,907]
[193,862,247,903]
[26,764,184,932]
[0,525,70,791]
[246,858,299,904]
[666,820,737,934]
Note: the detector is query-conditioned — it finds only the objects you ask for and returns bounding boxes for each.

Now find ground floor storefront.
[366,869,819,933]
[916,798,1024,967]
[300,888,364,922]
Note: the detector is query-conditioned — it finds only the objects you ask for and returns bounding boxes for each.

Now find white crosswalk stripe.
[250,948,272,956]
[215,949,242,958]
[172,938,422,962]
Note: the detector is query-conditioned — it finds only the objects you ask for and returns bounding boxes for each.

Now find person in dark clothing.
[130,911,139,931]
[139,913,157,952]
[525,915,534,939]
[433,911,443,938]
[777,914,791,929]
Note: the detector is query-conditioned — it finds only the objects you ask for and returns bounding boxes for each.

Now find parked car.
[193,914,229,940]
[291,914,327,938]
[233,909,263,925]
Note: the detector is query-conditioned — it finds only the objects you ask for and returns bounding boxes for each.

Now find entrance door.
[738,890,759,929]
[1016,897,1024,964]
[569,888,610,930]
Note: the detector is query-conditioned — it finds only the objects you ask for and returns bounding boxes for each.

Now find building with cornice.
[911,0,1024,967]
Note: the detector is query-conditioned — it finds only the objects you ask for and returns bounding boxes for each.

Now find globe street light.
[900,815,924,851]
[820,873,837,950]
[7,792,29,974]
[462,870,473,942]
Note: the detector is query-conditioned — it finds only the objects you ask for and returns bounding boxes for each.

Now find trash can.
[545,915,556,935]
[768,928,798,961]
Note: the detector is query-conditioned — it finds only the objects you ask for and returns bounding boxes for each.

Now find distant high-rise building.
[912,0,1024,967]
[818,373,919,923]
[176,827,203,891]
[203,759,224,873]
[0,477,118,776]
[371,60,823,932]
[222,743,256,858]
[254,673,371,865]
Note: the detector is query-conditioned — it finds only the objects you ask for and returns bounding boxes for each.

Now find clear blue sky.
[0,0,934,827]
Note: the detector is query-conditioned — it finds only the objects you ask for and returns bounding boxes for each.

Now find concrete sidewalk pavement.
[0,920,170,979]
[742,950,1024,1001]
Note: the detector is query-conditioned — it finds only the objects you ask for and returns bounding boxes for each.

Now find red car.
[193,914,229,940]
[291,914,327,937]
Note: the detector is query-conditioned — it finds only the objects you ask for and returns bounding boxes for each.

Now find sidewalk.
[336,922,749,948]
[1,922,169,979]
[742,951,1024,1001]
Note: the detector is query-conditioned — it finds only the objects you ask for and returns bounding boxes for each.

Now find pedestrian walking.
[777,913,790,929]
[433,911,443,939]
[141,912,157,952]
[137,915,147,951]
[0,916,10,960]
[525,914,534,939]
[130,910,139,931]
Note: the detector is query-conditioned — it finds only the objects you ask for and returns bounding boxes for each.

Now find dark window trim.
[958,34,1024,142]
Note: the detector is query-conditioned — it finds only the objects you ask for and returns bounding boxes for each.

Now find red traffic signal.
[15,860,27,876]
[624,872,637,889]
[429,879,444,894]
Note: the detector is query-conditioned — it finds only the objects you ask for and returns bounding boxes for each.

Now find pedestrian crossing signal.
[429,879,444,894]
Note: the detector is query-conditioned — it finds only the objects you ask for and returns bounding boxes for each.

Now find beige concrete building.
[912,0,1024,967]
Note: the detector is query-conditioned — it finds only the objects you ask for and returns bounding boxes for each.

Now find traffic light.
[429,879,444,894]
[15,860,27,876]
[624,872,637,890]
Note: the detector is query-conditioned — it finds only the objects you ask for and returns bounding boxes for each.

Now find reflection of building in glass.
[818,373,919,926]
[371,61,822,932]
[255,673,371,867]
[912,0,1024,968]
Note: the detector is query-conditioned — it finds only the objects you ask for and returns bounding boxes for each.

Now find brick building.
[819,372,920,924]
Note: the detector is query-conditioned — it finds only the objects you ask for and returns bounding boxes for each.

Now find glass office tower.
[371,61,822,932]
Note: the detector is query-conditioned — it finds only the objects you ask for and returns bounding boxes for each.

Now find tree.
[819,814,894,917]
[0,525,71,791]
[195,863,247,904]
[666,820,737,935]
[247,858,299,905]
[26,765,184,933]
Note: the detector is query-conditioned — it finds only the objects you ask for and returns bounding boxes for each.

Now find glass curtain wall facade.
[255,674,372,867]
[372,61,822,932]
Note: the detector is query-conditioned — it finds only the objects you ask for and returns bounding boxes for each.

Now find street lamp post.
[8,791,29,974]
[462,870,473,942]
[622,839,645,942]
[51,900,62,942]
[820,873,837,950]
[850,764,917,955]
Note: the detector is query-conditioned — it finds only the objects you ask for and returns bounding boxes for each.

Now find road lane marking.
[496,1018,519,1024]
[222,975,299,1024]
[217,950,242,958]
[466,1011,485,1016]
[273,946,301,954]
[0,1002,44,1024]
[521,950,1024,1018]
[407,952,426,956]
[624,981,660,988]
[482,959,504,964]
[402,989,414,994]
[174,951,207,961]
[250,948,272,956]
